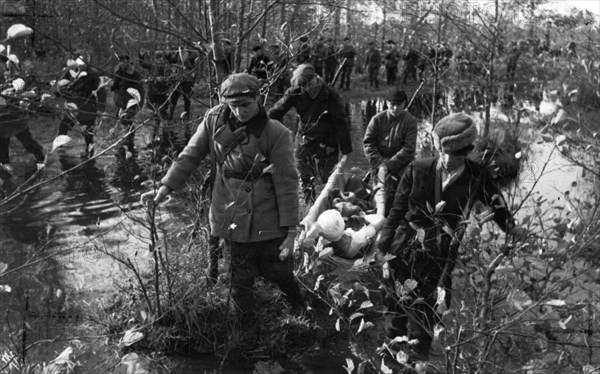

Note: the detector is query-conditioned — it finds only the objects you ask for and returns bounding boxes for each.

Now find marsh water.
[0,103,375,373]
[0,101,597,373]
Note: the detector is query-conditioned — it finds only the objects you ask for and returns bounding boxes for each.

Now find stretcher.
[297,156,387,271]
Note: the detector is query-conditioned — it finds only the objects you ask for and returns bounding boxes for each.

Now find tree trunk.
[345,0,352,38]
[483,0,499,138]
[334,3,341,43]
[262,0,268,39]
[207,0,224,82]
[235,0,246,72]
[431,0,444,126]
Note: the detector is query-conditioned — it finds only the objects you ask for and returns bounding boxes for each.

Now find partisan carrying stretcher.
[296,156,387,270]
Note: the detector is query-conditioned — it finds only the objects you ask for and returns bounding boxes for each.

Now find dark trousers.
[384,172,401,217]
[386,66,398,85]
[383,242,453,358]
[148,94,176,149]
[368,66,379,88]
[58,101,98,147]
[227,236,303,316]
[117,105,140,152]
[325,64,336,84]
[403,65,418,84]
[296,141,339,203]
[169,81,193,118]
[339,65,353,90]
[0,128,45,164]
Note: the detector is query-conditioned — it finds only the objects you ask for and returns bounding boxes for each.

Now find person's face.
[300,76,320,96]
[119,60,134,73]
[440,152,467,171]
[387,101,405,117]
[228,98,259,123]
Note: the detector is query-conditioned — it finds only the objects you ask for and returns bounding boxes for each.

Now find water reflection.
[0,148,143,367]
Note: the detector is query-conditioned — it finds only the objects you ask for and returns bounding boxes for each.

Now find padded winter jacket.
[268,85,352,155]
[378,157,512,255]
[363,110,417,177]
[161,105,299,242]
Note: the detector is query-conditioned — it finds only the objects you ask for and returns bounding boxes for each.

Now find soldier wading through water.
[141,73,306,331]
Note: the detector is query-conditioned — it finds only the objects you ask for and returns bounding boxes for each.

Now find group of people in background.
[0,43,201,174]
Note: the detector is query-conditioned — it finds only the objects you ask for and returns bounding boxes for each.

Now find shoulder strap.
[207,105,252,193]
[207,105,228,196]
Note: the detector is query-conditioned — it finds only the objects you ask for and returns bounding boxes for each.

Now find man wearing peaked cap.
[338,36,356,91]
[375,113,526,368]
[268,63,353,204]
[219,72,260,103]
[141,73,305,322]
[363,89,417,215]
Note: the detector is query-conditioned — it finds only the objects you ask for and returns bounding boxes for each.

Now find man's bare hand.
[279,231,296,261]
[140,185,172,208]
[375,248,394,279]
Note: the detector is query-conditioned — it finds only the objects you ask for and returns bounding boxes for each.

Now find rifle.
[330,58,348,87]
[406,78,425,110]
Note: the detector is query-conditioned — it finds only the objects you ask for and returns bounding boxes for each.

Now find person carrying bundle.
[0,55,45,172]
[54,49,101,158]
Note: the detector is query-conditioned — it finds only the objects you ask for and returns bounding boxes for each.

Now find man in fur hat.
[376,113,525,368]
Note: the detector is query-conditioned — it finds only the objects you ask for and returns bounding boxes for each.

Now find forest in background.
[1,1,600,373]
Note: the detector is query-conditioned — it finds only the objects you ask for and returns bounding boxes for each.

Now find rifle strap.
[207,104,250,196]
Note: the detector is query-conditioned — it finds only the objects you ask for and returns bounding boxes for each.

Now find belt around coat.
[222,169,268,181]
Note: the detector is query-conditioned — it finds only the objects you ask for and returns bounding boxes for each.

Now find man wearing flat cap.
[376,113,524,367]
[363,89,417,215]
[141,73,305,321]
[268,63,352,203]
